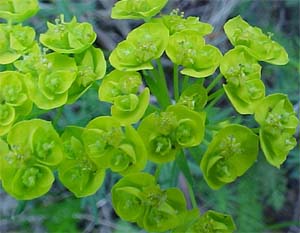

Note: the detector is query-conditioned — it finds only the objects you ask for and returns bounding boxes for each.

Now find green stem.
[206,88,225,108]
[173,64,179,101]
[155,59,171,108]
[207,88,225,101]
[155,164,162,180]
[53,107,63,129]
[187,181,198,209]
[182,75,190,92]
[206,73,223,93]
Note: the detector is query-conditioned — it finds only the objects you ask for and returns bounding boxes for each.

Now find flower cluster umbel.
[0,0,298,232]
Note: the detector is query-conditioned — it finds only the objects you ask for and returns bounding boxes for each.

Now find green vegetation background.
[0,0,299,232]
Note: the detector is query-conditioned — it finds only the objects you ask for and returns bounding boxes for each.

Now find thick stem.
[206,73,223,93]
[206,87,225,108]
[173,64,179,101]
[155,59,171,108]
[187,181,198,209]
[182,75,190,92]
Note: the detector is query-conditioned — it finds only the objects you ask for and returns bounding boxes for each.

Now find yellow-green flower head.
[99,69,150,125]
[67,46,106,104]
[173,210,236,233]
[138,104,206,163]
[112,173,187,232]
[82,116,147,176]
[200,124,258,190]
[166,30,222,78]
[111,0,168,20]
[0,71,32,136]
[178,83,208,111]
[220,47,265,114]
[224,15,288,65]
[0,24,35,64]
[0,0,39,23]
[58,126,106,198]
[25,52,78,110]
[109,22,169,71]
[152,10,213,36]
[40,15,97,54]
[254,94,298,168]
[0,119,63,200]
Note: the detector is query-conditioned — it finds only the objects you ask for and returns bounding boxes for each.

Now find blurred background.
[0,0,299,232]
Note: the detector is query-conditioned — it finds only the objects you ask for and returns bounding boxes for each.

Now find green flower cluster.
[112,173,187,232]
[0,119,63,199]
[138,104,206,163]
[0,1,298,232]
[98,70,150,125]
[221,16,288,114]
[0,0,106,134]
[255,94,298,167]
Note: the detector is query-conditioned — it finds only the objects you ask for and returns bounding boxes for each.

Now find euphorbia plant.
[0,0,298,232]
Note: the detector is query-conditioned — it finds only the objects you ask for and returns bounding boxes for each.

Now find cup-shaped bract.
[224,15,288,65]
[254,94,298,167]
[166,30,205,66]
[140,187,187,232]
[0,119,63,199]
[112,173,187,232]
[220,46,262,84]
[83,116,147,175]
[0,71,32,136]
[40,16,97,54]
[99,69,149,125]
[109,22,169,71]
[220,47,264,114]
[67,46,106,104]
[138,104,205,163]
[25,52,77,109]
[112,173,156,222]
[178,83,208,111]
[200,124,258,190]
[0,0,39,23]
[176,210,236,233]
[58,126,105,197]
[153,13,213,36]
[111,0,168,20]
[0,24,35,64]
[166,30,222,78]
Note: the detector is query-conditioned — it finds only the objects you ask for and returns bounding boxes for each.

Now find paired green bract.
[0,1,298,233]
[0,119,63,200]
[83,116,147,175]
[110,22,169,71]
[0,71,32,136]
[221,16,289,114]
[224,15,288,65]
[254,94,298,168]
[166,30,222,78]
[138,104,206,163]
[200,124,259,190]
[173,209,236,233]
[220,46,265,114]
[58,126,105,198]
[112,173,187,232]
[98,69,150,125]
[111,0,168,20]
[0,0,39,23]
